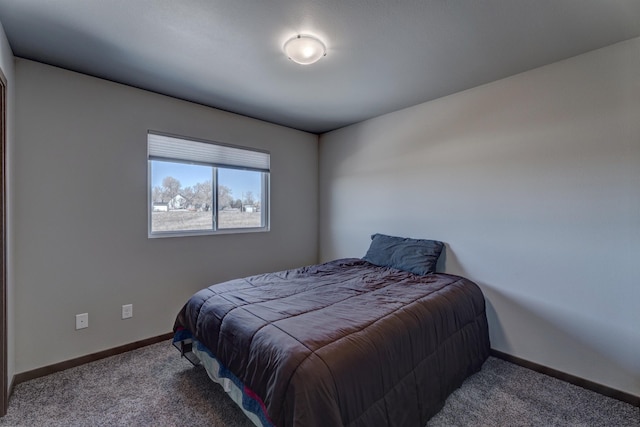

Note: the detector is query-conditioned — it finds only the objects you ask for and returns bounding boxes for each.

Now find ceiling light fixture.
[283,35,326,65]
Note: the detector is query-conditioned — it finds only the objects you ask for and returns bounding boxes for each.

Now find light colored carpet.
[428,358,639,427]
[1,340,637,426]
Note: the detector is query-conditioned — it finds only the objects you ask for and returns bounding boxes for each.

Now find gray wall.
[14,59,318,373]
[0,21,15,393]
[319,37,640,396]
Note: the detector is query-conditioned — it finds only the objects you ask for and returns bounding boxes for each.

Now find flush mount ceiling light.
[283,35,326,65]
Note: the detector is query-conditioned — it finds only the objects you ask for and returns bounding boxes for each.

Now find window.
[148,132,270,237]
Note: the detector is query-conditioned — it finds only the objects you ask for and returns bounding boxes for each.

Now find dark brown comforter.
[174,258,490,427]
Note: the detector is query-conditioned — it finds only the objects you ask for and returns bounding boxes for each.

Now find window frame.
[147,131,270,238]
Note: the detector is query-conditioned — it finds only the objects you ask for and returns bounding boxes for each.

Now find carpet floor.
[1,340,638,426]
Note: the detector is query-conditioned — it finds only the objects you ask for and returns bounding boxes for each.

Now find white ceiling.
[1,0,639,134]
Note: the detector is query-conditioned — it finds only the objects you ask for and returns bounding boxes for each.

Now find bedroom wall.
[319,37,640,397]
[13,59,318,373]
[0,21,15,394]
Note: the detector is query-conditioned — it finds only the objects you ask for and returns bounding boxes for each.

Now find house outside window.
[148,132,270,237]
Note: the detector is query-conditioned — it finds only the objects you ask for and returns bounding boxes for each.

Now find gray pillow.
[362,233,444,275]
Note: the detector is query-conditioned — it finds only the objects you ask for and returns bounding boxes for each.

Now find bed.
[173,234,490,426]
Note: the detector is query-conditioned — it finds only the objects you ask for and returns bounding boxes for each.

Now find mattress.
[173,258,490,426]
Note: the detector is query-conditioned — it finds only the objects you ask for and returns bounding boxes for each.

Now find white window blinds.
[148,132,270,172]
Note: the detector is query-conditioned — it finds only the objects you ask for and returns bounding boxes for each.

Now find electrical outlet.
[76,313,88,330]
[122,304,133,319]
